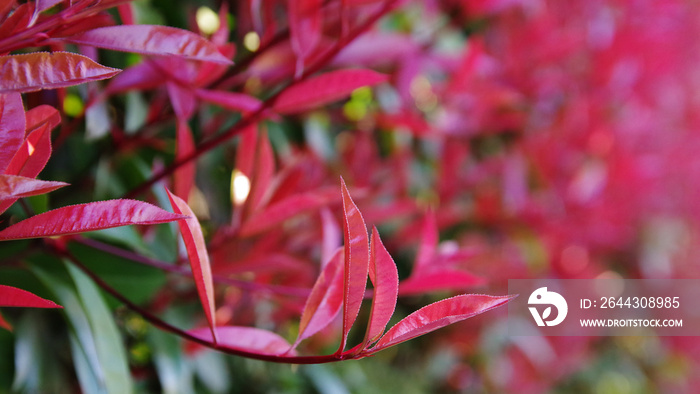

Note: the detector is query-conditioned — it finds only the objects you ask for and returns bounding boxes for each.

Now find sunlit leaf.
[0,199,186,240]
[337,177,369,353]
[273,69,388,114]
[371,294,516,352]
[166,189,218,344]
[0,52,120,93]
[64,25,233,64]
[0,174,67,201]
[190,326,294,355]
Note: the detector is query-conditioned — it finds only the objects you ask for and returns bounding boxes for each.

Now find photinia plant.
[0,0,516,391]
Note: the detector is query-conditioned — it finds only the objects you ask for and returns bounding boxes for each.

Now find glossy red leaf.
[0,284,62,308]
[273,69,388,114]
[166,189,218,344]
[5,122,52,178]
[0,174,67,200]
[0,199,186,240]
[64,25,233,64]
[337,177,370,353]
[362,228,399,347]
[0,52,120,93]
[189,326,294,355]
[195,89,262,113]
[0,93,25,172]
[25,104,60,134]
[399,270,485,296]
[239,191,335,236]
[291,248,344,349]
[371,294,516,352]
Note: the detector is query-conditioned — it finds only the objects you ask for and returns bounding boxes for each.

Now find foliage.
[2,0,700,392]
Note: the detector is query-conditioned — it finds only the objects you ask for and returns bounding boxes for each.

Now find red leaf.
[0,174,67,200]
[362,228,398,347]
[35,0,63,13]
[273,69,388,114]
[399,270,485,296]
[106,61,165,94]
[0,52,120,93]
[0,310,11,331]
[234,124,258,177]
[195,89,262,113]
[173,120,195,201]
[0,284,62,308]
[288,0,322,77]
[25,104,60,134]
[5,122,52,178]
[0,199,186,240]
[239,191,335,236]
[166,82,197,120]
[337,177,370,353]
[189,326,293,355]
[371,294,516,352]
[414,211,438,275]
[291,248,344,349]
[64,25,233,64]
[0,93,25,172]
[247,127,275,213]
[166,189,218,344]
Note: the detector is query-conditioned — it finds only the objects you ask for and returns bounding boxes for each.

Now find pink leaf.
[0,284,62,308]
[5,122,52,178]
[247,127,275,213]
[239,191,335,236]
[167,82,197,120]
[414,211,438,275]
[362,228,398,347]
[288,0,322,77]
[195,89,262,113]
[106,61,165,94]
[399,270,485,296]
[25,104,60,134]
[173,120,195,201]
[371,294,516,352]
[0,199,186,240]
[0,174,67,200]
[166,189,218,344]
[273,69,388,114]
[0,52,120,93]
[35,0,63,13]
[189,326,293,355]
[0,93,26,172]
[291,248,344,349]
[63,25,233,64]
[337,177,370,353]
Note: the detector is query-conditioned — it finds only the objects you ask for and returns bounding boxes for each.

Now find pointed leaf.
[64,25,233,64]
[0,93,25,172]
[167,82,196,120]
[247,127,275,213]
[0,285,62,308]
[288,0,322,77]
[0,52,120,93]
[337,177,370,353]
[166,189,218,344]
[0,174,67,200]
[371,294,516,352]
[239,191,335,236]
[273,69,388,114]
[195,89,262,113]
[292,248,344,349]
[362,228,398,347]
[5,122,52,178]
[0,199,187,240]
[190,326,293,355]
[0,310,11,331]
[25,104,60,134]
